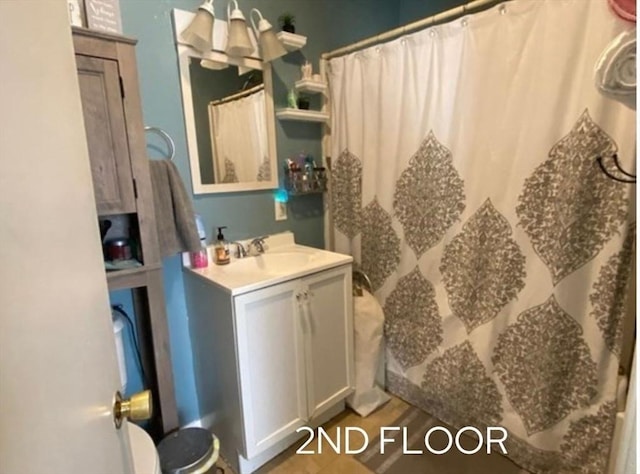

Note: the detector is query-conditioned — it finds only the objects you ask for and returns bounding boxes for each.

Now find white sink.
[225,250,314,276]
[185,232,353,295]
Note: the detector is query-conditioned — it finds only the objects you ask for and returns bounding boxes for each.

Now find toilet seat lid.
[128,423,161,474]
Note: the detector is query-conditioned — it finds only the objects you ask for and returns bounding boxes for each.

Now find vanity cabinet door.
[302,265,354,418]
[234,280,308,459]
[75,55,136,215]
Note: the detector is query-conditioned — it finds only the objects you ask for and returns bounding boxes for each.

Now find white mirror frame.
[172,9,279,194]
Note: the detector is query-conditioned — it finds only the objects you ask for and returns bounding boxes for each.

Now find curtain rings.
[461,3,468,27]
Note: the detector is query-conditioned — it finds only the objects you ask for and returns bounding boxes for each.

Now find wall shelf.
[106,263,162,291]
[276,108,329,123]
[295,79,327,95]
[277,31,307,51]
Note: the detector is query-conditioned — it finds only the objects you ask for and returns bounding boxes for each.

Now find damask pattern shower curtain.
[328,1,635,472]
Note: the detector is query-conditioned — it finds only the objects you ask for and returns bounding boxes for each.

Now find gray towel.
[149,160,201,257]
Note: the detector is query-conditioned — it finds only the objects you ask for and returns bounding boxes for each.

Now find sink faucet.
[249,236,267,255]
[231,241,247,258]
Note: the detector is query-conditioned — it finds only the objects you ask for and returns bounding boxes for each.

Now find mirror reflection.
[175,54,278,193]
[189,60,270,185]
[174,7,278,194]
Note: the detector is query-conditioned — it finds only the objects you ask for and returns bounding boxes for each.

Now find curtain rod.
[322,0,504,60]
[210,83,264,106]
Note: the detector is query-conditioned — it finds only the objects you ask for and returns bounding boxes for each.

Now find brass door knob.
[114,390,153,428]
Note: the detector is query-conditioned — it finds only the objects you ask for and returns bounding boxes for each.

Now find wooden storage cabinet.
[185,264,353,474]
[76,55,136,215]
[72,28,178,436]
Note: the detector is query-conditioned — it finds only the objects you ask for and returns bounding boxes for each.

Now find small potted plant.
[278,13,296,33]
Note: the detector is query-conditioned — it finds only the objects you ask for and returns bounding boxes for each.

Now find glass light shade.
[226,1,253,57]
[250,9,287,62]
[227,18,254,57]
[180,0,215,53]
[258,28,287,62]
[200,59,229,70]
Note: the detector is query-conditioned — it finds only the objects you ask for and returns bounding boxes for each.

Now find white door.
[0,2,133,474]
[304,265,354,418]
[234,280,308,459]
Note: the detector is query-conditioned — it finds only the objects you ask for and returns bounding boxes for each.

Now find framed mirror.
[173,9,278,194]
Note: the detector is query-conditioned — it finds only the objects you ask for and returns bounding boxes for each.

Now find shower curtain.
[327,0,635,472]
[209,87,269,183]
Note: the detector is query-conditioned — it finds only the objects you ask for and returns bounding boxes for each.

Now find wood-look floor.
[217,396,532,474]
[217,396,412,474]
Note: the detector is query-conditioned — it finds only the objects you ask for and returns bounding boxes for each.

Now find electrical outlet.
[275,200,288,221]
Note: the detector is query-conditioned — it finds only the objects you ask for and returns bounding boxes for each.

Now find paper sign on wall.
[67,0,86,27]
[85,0,122,34]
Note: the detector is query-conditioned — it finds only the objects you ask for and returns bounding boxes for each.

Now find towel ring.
[145,126,175,161]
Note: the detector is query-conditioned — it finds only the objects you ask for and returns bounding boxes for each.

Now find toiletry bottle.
[214,226,230,265]
[190,214,209,269]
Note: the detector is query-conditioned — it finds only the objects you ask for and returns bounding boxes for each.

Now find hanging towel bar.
[145,126,176,161]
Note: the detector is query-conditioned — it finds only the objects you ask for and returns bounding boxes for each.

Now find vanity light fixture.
[250,9,287,62]
[180,0,215,53]
[226,0,254,57]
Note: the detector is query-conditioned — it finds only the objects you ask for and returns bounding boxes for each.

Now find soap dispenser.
[214,226,230,265]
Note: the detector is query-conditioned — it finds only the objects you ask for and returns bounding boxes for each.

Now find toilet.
[112,312,161,474]
[128,422,161,474]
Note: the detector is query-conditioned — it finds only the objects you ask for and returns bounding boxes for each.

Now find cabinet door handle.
[296,292,307,333]
[299,290,315,418]
[302,294,313,334]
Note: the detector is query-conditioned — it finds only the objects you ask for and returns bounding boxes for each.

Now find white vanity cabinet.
[184,255,353,474]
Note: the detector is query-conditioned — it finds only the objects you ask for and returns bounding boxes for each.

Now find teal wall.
[113,0,399,425]
[397,0,468,25]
